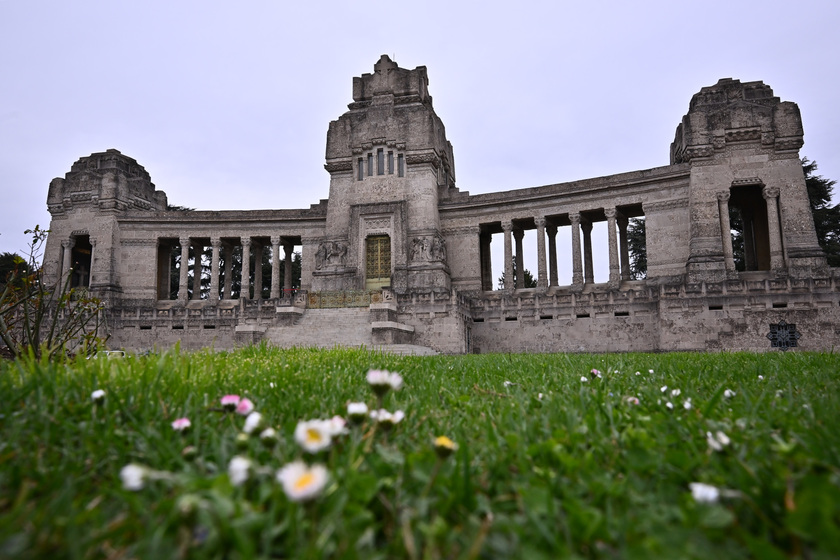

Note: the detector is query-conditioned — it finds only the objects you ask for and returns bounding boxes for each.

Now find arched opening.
[365,235,391,290]
[70,235,92,289]
[729,185,771,271]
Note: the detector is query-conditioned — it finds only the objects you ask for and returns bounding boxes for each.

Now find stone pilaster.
[210,238,221,302]
[535,217,547,289]
[502,220,513,291]
[547,224,558,287]
[581,218,594,285]
[569,212,583,289]
[717,192,735,273]
[763,186,785,271]
[61,238,75,281]
[605,208,619,289]
[240,238,251,299]
[179,237,190,302]
[270,236,281,299]
[284,242,294,293]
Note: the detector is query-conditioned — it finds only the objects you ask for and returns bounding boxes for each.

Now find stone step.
[264,307,373,348]
[372,344,439,356]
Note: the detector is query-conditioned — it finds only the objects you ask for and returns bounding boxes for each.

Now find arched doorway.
[365,235,391,290]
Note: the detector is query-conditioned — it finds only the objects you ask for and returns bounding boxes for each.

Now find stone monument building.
[42,56,840,353]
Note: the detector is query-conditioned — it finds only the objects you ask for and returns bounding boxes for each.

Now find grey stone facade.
[43,56,840,354]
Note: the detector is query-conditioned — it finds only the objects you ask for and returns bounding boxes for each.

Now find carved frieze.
[315,240,349,270]
[410,234,446,263]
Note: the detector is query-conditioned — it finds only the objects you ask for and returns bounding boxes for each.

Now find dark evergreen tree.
[803,158,840,266]
[497,261,537,289]
[626,218,647,279]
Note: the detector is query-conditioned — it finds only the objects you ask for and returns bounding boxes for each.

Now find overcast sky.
[2,0,838,281]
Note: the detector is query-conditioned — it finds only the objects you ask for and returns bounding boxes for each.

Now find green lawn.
[1,347,839,559]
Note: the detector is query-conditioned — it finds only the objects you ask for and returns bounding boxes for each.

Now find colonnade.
[483,209,636,291]
[172,236,298,302]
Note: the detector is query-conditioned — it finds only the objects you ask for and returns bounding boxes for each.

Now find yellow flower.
[434,435,458,459]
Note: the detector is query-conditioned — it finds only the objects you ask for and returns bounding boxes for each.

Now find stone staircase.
[262,307,439,355]
[264,307,373,349]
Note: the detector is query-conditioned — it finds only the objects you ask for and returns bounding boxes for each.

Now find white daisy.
[277,461,328,502]
[228,456,252,486]
[120,464,147,491]
[689,482,720,504]
[243,412,264,434]
[91,389,106,403]
[366,369,403,395]
[294,419,333,453]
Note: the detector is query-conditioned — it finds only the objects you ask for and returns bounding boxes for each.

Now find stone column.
[617,214,631,281]
[270,236,281,299]
[513,228,525,289]
[253,241,263,299]
[240,238,251,299]
[569,212,583,288]
[605,208,620,288]
[581,218,594,285]
[480,232,493,291]
[502,220,514,290]
[209,238,221,302]
[223,244,233,300]
[763,186,785,270]
[179,237,190,302]
[61,238,75,281]
[717,192,735,272]
[283,242,294,293]
[547,224,558,287]
[535,217,547,289]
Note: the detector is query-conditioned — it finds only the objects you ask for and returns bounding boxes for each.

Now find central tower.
[314,55,456,294]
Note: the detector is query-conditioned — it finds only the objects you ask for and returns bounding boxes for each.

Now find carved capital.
[568,212,581,225]
[179,237,190,247]
[241,238,252,248]
[716,191,731,203]
[501,220,513,233]
[62,238,76,250]
[604,208,617,219]
[762,186,780,200]
[211,237,222,248]
[534,216,546,229]
[270,236,281,246]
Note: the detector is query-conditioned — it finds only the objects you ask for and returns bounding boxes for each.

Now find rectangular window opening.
[172,324,184,330]
[388,151,394,174]
[709,305,723,311]
[576,312,591,319]
[203,324,216,329]
[139,325,152,330]
[614,311,630,317]
[772,302,788,309]
[540,315,553,320]
[367,154,373,176]
[398,154,405,177]
[505,316,517,322]
[357,158,364,181]
[377,148,384,175]
[473,317,485,323]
